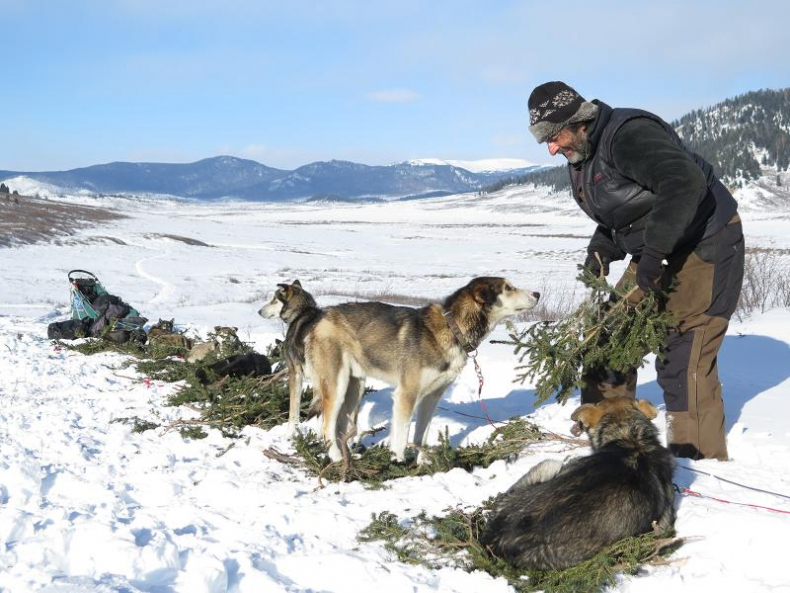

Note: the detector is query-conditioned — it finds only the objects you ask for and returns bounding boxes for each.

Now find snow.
[1,176,88,200]
[0,175,187,205]
[1,185,790,592]
[407,158,543,173]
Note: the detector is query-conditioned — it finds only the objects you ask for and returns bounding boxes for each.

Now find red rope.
[675,484,790,516]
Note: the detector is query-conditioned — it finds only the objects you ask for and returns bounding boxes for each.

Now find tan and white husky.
[260,277,539,463]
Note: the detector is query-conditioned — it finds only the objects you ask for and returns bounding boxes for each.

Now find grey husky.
[481,397,676,570]
[260,277,539,463]
[258,280,321,426]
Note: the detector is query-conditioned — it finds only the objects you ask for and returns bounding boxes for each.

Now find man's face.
[546,125,589,164]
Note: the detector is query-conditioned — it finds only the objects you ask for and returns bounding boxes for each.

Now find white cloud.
[365,88,419,103]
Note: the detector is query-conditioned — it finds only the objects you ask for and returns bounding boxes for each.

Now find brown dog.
[261,277,539,463]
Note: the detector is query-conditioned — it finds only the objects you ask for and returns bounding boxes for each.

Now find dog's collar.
[442,309,477,354]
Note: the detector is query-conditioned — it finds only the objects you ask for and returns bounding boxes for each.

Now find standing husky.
[258,280,321,426]
[481,397,676,570]
[260,277,539,463]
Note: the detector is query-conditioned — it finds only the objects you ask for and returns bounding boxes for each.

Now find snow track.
[135,255,176,305]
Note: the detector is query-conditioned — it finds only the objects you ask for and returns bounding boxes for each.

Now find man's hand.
[583,252,611,278]
[636,247,664,293]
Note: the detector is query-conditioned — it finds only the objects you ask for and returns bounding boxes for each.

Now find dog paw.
[327,446,344,463]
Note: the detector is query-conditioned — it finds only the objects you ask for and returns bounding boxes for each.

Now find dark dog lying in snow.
[195,352,272,385]
[480,397,676,570]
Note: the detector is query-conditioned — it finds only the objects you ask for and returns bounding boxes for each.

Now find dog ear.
[472,282,496,306]
[636,399,658,420]
[571,403,604,429]
[277,284,294,300]
[570,403,594,422]
[292,279,302,288]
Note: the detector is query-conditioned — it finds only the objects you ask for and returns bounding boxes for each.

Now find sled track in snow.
[135,256,175,304]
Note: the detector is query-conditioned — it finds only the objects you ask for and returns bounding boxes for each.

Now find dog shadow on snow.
[359,384,539,449]
[358,334,790,449]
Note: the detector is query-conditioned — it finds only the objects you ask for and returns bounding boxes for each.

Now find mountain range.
[0,157,541,202]
[3,88,788,202]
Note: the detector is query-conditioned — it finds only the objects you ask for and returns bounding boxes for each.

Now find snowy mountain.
[0,157,543,203]
[408,157,542,174]
[3,89,788,204]
[0,156,287,200]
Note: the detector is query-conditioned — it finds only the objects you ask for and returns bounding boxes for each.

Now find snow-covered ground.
[1,185,790,592]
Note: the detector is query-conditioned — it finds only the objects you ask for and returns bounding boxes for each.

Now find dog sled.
[47,270,147,343]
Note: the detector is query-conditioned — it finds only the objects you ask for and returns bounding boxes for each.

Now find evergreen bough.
[58,328,297,439]
[500,269,677,406]
[265,419,553,487]
[164,370,311,438]
[358,504,683,592]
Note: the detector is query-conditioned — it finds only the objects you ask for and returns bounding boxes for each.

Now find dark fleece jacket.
[609,118,709,256]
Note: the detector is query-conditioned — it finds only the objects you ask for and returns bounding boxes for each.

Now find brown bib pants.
[582,216,745,460]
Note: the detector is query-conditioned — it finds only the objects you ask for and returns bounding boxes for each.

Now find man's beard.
[564,129,591,164]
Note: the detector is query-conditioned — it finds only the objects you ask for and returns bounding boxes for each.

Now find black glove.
[636,247,664,293]
[583,252,611,277]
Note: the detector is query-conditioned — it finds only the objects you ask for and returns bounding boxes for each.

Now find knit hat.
[528,81,598,143]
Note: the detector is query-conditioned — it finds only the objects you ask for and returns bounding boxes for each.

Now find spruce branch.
[502,269,677,406]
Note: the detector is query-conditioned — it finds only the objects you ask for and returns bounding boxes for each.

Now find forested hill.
[483,88,790,194]
[675,88,790,186]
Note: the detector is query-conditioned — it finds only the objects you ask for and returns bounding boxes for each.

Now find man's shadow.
[358,333,790,447]
[622,333,790,431]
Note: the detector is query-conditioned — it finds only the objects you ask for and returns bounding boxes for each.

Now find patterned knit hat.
[528,81,598,143]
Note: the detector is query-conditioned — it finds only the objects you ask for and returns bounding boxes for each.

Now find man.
[528,81,744,460]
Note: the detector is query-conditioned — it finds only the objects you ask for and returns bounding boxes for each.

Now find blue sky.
[1,0,788,171]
